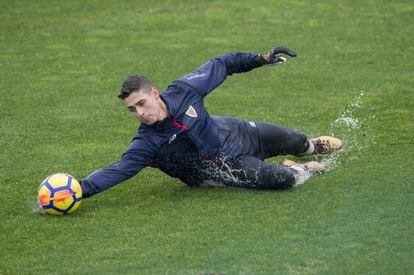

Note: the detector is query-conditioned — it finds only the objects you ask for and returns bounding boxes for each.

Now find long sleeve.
[79,137,155,198]
[177,52,265,97]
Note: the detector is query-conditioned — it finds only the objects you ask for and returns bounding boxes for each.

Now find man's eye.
[137,101,145,106]
[128,108,135,112]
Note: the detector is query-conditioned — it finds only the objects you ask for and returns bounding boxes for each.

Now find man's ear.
[151,87,159,98]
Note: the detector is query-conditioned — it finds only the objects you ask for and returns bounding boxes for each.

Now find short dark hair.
[118,74,153,99]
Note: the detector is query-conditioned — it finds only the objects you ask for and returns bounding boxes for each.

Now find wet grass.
[1,0,413,273]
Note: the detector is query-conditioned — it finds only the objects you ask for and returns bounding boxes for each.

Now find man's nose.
[134,108,144,118]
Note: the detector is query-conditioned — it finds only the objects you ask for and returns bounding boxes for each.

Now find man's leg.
[255,122,342,159]
[255,122,309,158]
[220,155,296,190]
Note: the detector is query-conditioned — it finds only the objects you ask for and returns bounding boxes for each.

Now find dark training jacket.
[80,52,267,197]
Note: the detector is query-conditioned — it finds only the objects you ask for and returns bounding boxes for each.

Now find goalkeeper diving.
[78,45,342,198]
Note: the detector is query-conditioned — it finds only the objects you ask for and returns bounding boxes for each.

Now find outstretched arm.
[177,46,297,97]
[79,138,155,198]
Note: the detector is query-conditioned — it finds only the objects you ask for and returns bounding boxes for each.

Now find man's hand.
[261,46,297,65]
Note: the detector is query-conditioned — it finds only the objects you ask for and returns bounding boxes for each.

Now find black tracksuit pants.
[214,121,309,190]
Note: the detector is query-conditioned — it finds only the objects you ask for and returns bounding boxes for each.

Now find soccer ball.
[38,173,82,215]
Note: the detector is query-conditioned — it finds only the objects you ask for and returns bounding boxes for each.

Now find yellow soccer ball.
[38,173,82,215]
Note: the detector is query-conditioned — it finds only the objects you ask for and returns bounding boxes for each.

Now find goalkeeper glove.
[262,46,297,65]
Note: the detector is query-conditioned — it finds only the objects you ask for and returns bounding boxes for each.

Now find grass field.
[1,0,413,274]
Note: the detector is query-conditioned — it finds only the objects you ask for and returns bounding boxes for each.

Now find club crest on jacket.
[185,105,198,118]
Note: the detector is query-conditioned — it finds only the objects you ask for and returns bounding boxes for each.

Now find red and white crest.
[185,105,198,118]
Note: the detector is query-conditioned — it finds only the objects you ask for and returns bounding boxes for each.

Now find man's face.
[123,88,164,125]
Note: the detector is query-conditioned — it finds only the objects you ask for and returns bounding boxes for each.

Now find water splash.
[321,90,376,171]
[333,91,364,131]
[200,90,376,188]
[200,156,259,188]
[293,90,375,185]
[29,195,45,214]
[293,170,313,186]
[335,116,360,129]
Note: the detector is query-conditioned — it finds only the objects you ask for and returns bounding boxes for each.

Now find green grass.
[1,0,413,274]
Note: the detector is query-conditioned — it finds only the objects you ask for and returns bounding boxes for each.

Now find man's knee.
[286,130,308,156]
[229,156,296,190]
[258,164,296,190]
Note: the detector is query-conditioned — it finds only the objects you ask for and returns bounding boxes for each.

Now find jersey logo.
[168,134,177,144]
[186,73,205,80]
[185,105,198,118]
